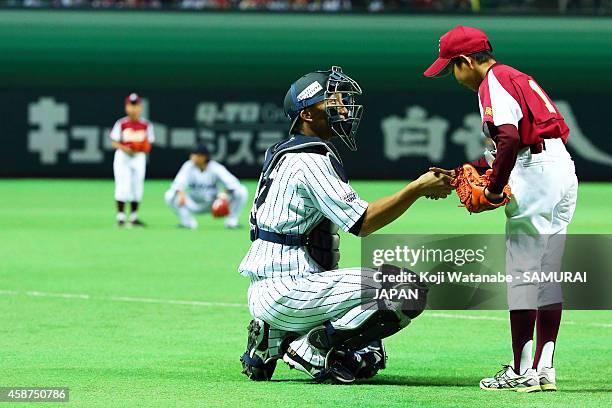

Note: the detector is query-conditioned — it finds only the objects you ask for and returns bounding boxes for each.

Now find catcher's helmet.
[283,66,363,151]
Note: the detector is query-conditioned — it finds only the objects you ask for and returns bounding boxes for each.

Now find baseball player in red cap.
[110,93,155,227]
[424,26,578,392]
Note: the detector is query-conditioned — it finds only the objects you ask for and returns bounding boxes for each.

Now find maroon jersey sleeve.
[487,124,520,194]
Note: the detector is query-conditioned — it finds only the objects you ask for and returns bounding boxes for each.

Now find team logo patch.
[297,81,323,101]
[342,192,357,202]
[122,128,147,142]
[484,106,493,117]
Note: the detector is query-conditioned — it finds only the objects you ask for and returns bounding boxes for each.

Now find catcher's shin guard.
[307,309,409,351]
[379,263,429,319]
[240,319,296,381]
[307,264,427,351]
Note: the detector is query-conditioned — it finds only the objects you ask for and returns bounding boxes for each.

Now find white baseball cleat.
[479,365,541,392]
[538,367,557,391]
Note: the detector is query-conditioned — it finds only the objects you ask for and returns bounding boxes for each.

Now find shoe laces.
[494,364,512,381]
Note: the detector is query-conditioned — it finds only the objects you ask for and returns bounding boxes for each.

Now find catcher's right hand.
[445,164,511,213]
[415,170,453,200]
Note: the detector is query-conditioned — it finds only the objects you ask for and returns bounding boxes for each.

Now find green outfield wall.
[2,10,611,179]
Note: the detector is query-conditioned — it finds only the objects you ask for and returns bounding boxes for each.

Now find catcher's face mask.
[323,66,363,151]
[284,66,363,151]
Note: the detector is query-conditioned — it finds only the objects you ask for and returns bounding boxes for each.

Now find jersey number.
[528,80,556,114]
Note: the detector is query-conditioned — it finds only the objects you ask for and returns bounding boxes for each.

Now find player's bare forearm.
[358,182,422,236]
[358,172,453,236]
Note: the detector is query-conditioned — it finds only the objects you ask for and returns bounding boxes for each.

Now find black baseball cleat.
[335,340,387,379]
[130,219,146,227]
[117,220,125,228]
[240,319,277,381]
[321,360,357,384]
[283,347,356,384]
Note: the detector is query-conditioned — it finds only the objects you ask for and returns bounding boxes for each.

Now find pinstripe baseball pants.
[247,268,404,368]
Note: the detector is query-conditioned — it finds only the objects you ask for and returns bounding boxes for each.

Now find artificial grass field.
[1,179,610,407]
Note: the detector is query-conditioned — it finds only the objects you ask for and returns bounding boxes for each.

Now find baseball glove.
[211,196,230,217]
[127,139,152,153]
[451,164,511,213]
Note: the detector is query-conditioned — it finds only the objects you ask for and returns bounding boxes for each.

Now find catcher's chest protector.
[307,219,340,271]
[250,134,342,271]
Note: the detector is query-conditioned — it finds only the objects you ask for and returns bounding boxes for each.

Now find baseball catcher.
[238,66,453,383]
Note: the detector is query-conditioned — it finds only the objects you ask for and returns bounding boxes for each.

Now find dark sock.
[117,201,125,213]
[510,309,537,374]
[131,201,139,213]
[533,303,562,369]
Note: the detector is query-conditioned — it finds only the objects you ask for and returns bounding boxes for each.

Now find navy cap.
[283,71,330,132]
[190,144,210,157]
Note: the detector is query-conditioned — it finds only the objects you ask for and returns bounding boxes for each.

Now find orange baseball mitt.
[451,164,512,214]
[127,139,152,153]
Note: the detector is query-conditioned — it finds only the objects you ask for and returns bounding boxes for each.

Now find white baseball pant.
[505,138,578,310]
[164,184,248,229]
[248,268,411,368]
[113,151,147,202]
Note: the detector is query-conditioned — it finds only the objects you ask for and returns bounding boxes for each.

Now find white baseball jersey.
[238,150,368,279]
[110,116,155,160]
[170,160,242,203]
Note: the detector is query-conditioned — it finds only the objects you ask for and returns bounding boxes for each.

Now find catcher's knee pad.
[308,309,408,351]
[240,319,297,381]
[378,263,428,320]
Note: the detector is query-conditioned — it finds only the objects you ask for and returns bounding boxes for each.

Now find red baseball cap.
[423,25,492,78]
[125,92,141,105]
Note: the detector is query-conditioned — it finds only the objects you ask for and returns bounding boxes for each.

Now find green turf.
[0,179,610,407]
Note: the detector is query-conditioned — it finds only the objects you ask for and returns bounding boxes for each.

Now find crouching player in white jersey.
[238,66,454,383]
[164,144,248,229]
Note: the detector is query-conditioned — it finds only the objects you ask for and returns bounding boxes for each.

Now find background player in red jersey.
[110,93,155,227]
[424,26,578,392]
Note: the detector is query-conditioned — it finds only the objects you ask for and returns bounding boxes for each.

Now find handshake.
[415,164,512,214]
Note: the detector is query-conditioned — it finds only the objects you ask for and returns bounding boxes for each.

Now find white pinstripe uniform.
[164,160,248,229]
[238,137,396,369]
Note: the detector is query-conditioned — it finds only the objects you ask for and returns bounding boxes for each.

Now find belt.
[250,226,308,246]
